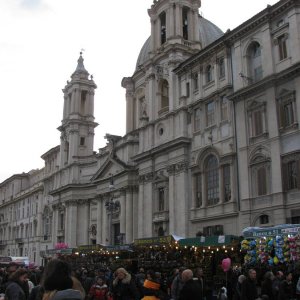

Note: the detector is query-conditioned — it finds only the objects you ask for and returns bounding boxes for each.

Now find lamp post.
[105,175,119,245]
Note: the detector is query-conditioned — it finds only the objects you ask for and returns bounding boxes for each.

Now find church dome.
[135,16,224,70]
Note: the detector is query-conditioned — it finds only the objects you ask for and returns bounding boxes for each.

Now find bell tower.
[148,0,201,54]
[58,52,98,166]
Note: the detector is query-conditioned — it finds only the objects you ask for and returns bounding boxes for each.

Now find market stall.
[241,224,300,270]
[178,235,242,287]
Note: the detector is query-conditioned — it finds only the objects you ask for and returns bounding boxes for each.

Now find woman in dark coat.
[5,268,29,300]
[111,268,139,300]
[278,272,294,300]
[261,271,275,300]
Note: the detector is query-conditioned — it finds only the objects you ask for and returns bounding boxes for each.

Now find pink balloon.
[221,258,231,272]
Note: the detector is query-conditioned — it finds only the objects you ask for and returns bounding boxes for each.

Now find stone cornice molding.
[167,160,189,175]
[139,172,154,183]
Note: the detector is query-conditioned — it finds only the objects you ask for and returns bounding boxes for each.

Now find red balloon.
[221,258,231,272]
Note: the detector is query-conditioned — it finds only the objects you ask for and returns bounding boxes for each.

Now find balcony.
[15,238,24,244]
[57,229,65,237]
[153,210,169,223]
[0,240,7,249]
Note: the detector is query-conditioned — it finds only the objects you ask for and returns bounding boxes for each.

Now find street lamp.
[105,175,120,245]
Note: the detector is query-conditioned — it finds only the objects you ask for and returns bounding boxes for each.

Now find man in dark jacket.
[178,269,202,300]
[241,269,258,300]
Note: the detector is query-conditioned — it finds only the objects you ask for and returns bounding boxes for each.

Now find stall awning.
[178,235,239,247]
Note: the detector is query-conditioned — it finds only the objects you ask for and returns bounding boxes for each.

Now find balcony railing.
[15,238,24,244]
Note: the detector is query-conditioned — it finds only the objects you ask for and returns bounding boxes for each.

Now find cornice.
[132,136,191,162]
[229,62,300,102]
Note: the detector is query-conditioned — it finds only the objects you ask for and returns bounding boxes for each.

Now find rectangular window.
[253,110,263,136]
[194,108,201,131]
[195,174,202,208]
[59,213,64,230]
[193,73,199,91]
[206,101,215,127]
[257,167,267,195]
[158,188,165,211]
[283,102,294,127]
[218,57,225,78]
[278,35,288,61]
[80,137,85,146]
[186,82,190,98]
[221,96,228,121]
[223,165,231,202]
[287,161,298,190]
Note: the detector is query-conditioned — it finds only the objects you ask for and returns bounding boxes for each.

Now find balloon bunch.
[242,239,257,265]
[288,236,297,261]
[274,236,284,264]
[257,238,268,264]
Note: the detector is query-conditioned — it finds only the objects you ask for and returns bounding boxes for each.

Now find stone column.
[230,163,235,202]
[167,166,175,235]
[175,5,182,37]
[88,91,94,117]
[120,191,126,240]
[138,182,144,238]
[125,188,133,244]
[122,78,134,133]
[132,189,138,240]
[150,18,156,53]
[96,197,103,244]
[65,201,77,248]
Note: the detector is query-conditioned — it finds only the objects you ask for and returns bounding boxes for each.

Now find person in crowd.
[135,268,146,298]
[41,259,83,300]
[111,267,139,300]
[241,269,258,300]
[82,270,96,296]
[178,269,202,300]
[87,277,108,300]
[272,271,284,300]
[233,274,246,300]
[166,269,178,297]
[278,272,294,300]
[194,267,209,300]
[141,270,161,300]
[170,267,185,300]
[0,263,19,293]
[261,271,275,300]
[218,287,227,300]
[5,268,29,300]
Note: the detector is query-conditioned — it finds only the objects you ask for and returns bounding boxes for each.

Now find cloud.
[20,0,42,9]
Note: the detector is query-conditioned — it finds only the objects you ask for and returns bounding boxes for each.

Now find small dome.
[135,16,224,70]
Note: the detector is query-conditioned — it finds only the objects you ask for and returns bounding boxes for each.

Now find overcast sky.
[0,0,279,183]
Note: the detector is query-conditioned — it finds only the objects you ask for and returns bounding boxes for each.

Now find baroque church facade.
[0,0,300,266]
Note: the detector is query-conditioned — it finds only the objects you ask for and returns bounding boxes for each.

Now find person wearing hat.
[111,268,139,300]
[88,277,108,300]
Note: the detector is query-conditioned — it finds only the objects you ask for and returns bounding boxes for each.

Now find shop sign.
[45,248,73,255]
[77,244,102,251]
[244,226,300,237]
[134,235,173,246]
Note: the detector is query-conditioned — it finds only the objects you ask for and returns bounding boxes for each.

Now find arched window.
[160,12,166,45]
[182,7,189,40]
[248,42,263,82]
[205,155,219,206]
[161,80,169,110]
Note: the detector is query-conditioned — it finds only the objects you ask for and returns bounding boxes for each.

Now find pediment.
[91,155,131,182]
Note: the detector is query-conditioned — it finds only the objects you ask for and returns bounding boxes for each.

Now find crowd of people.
[1,259,300,300]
